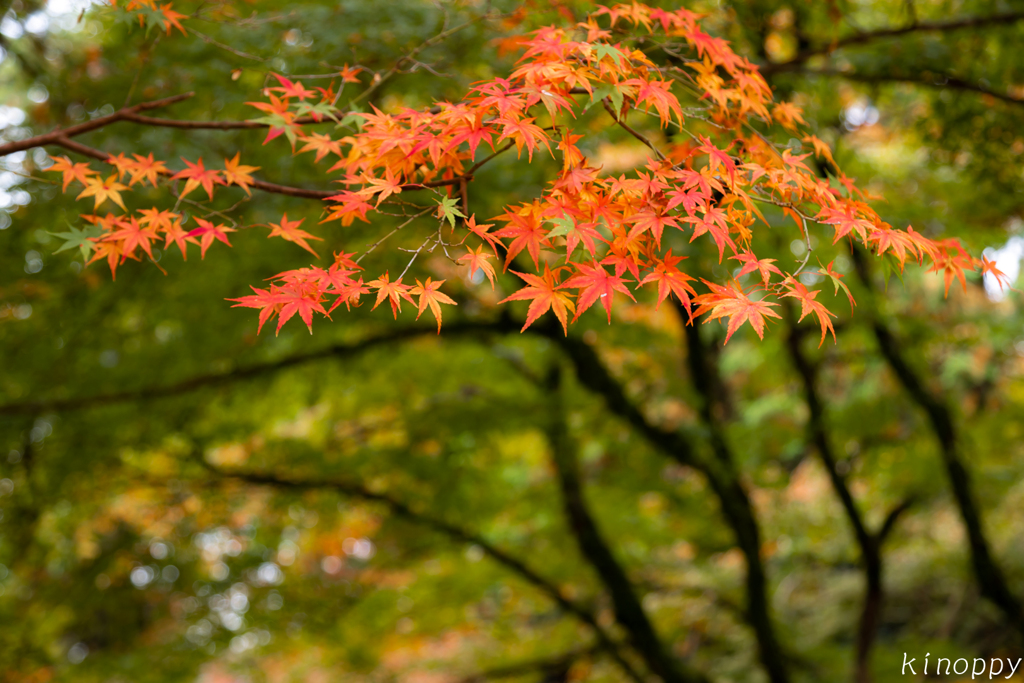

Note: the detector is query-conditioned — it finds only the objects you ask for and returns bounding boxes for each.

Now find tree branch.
[877,497,915,545]
[785,68,1024,106]
[0,319,521,416]
[678,314,790,683]
[543,364,706,683]
[458,644,602,683]
[119,112,328,130]
[785,316,912,683]
[0,93,195,158]
[34,138,472,202]
[761,12,1024,75]
[204,462,644,683]
[851,246,1024,636]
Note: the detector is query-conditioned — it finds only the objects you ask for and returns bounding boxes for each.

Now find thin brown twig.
[351,12,496,106]
[601,99,666,160]
[356,207,433,264]
[188,27,267,62]
[791,68,1024,106]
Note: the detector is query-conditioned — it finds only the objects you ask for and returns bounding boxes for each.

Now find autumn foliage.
[46,0,1008,344]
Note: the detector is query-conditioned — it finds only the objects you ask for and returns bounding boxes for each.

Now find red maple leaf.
[627,209,679,248]
[816,203,875,244]
[229,286,288,334]
[494,209,549,269]
[638,250,697,314]
[276,287,328,334]
[186,218,236,259]
[498,267,576,334]
[268,73,316,100]
[559,262,635,323]
[730,252,782,286]
[107,216,157,262]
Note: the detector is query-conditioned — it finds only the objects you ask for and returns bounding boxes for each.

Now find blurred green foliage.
[1,1,1024,682]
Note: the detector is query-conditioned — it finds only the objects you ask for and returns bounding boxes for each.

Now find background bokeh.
[2,1,1024,681]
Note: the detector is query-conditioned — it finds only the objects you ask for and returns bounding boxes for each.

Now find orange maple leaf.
[781,279,837,347]
[498,267,576,334]
[367,272,415,318]
[222,153,259,196]
[411,278,457,332]
[172,158,224,201]
[360,168,404,205]
[458,245,497,289]
[76,174,128,210]
[638,250,697,314]
[49,156,97,191]
[693,280,780,343]
[267,213,322,258]
[158,3,187,35]
[463,215,501,255]
[772,101,805,131]
[161,217,197,259]
[126,153,169,187]
[298,133,343,163]
[339,64,363,84]
[980,255,1012,291]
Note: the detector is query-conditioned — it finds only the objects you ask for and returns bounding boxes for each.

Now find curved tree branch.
[851,247,1024,637]
[782,68,1024,106]
[543,364,706,683]
[33,138,473,202]
[0,93,195,158]
[761,12,1024,75]
[6,311,788,680]
[0,319,520,416]
[678,314,790,683]
[204,462,645,683]
[457,644,602,683]
[785,317,915,683]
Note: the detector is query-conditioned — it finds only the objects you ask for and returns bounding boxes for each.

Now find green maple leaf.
[50,223,104,261]
[295,101,340,122]
[593,43,629,67]
[248,113,301,147]
[546,214,576,239]
[337,112,365,131]
[437,196,465,228]
[585,82,625,114]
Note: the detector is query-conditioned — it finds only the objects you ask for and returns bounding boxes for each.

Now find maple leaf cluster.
[109,0,187,36]
[48,1,1007,344]
[47,152,259,277]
